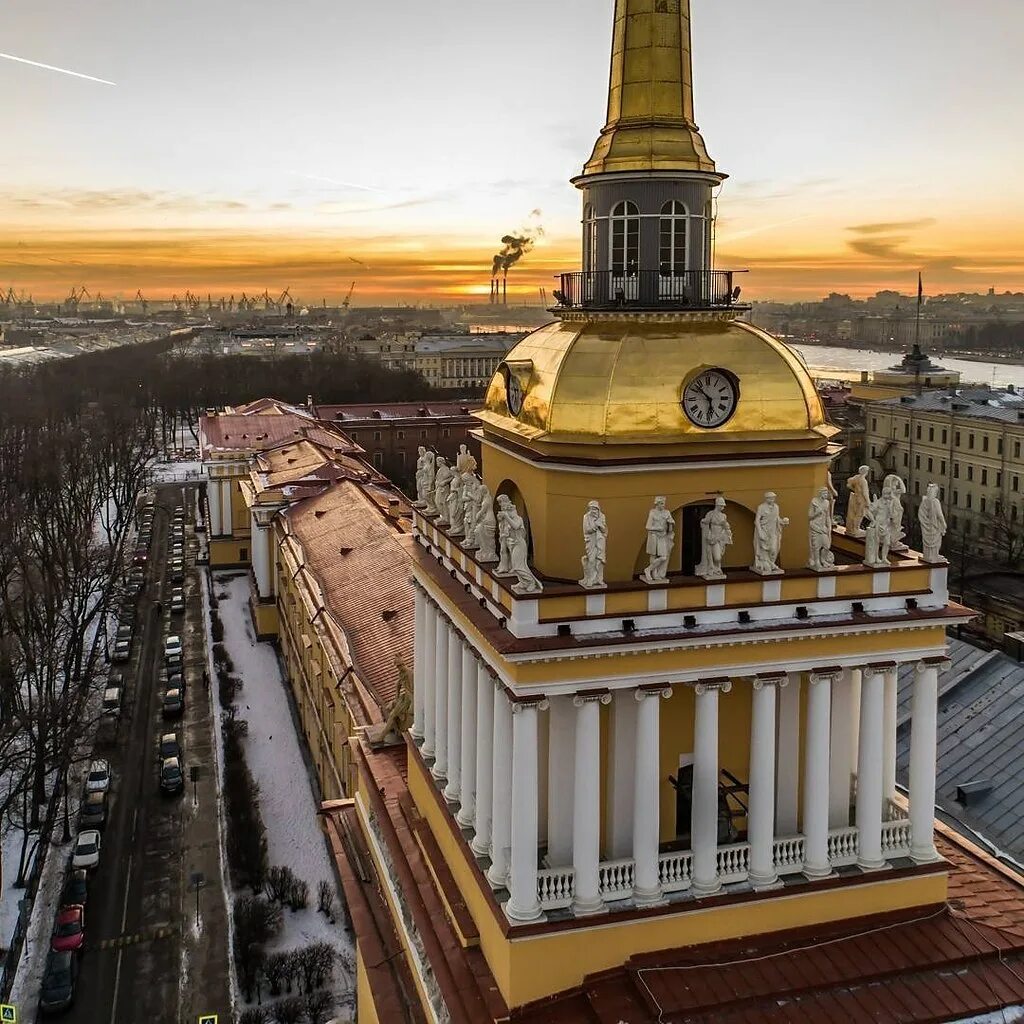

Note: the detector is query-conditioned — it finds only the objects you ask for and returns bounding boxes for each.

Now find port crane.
[342,281,356,310]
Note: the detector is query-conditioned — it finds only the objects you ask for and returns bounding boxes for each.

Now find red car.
[51,905,85,953]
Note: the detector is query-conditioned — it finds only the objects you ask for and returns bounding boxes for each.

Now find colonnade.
[412,584,942,921]
[207,477,234,537]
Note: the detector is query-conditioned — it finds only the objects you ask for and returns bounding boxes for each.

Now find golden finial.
[579,0,718,179]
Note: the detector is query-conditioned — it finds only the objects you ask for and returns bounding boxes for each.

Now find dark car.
[39,949,78,1014]
[62,869,88,908]
[160,756,184,795]
[162,688,184,719]
[167,671,185,693]
[80,790,107,830]
[158,732,181,761]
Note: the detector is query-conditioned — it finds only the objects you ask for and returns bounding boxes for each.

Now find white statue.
[807,487,836,572]
[695,497,732,582]
[474,486,498,562]
[641,496,675,584]
[752,492,789,576]
[413,447,434,508]
[845,466,871,538]
[446,471,465,535]
[882,474,909,553]
[579,501,608,589]
[432,457,453,524]
[461,475,481,545]
[863,495,892,569]
[826,470,839,524]
[456,443,477,475]
[496,495,542,594]
[918,483,948,563]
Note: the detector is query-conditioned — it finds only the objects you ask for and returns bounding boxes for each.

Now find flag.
[917,272,923,307]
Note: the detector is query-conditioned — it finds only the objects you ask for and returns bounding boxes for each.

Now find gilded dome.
[478,317,836,454]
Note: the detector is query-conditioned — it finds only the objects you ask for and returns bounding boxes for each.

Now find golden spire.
[579,0,718,179]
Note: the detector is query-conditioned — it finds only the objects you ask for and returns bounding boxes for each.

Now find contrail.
[0,52,116,86]
[292,172,385,194]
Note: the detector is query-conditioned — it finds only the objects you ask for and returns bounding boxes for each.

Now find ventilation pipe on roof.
[955,780,993,805]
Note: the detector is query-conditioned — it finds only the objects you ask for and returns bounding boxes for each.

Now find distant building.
[850,344,962,402]
[410,332,523,389]
[864,385,1024,560]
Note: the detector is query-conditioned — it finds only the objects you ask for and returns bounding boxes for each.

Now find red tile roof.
[315,401,479,422]
[283,479,414,709]
[200,413,361,455]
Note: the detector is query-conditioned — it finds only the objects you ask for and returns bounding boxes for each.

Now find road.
[51,483,230,1024]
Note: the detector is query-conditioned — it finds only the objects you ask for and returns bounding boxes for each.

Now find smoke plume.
[490,210,544,280]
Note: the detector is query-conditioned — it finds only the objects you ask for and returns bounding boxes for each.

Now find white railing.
[533,816,914,911]
[881,817,912,857]
[659,850,693,893]
[827,827,859,866]
[773,835,805,875]
[537,867,574,909]
[717,842,750,884]
[598,858,635,902]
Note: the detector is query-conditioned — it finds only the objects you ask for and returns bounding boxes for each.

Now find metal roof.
[897,637,1024,864]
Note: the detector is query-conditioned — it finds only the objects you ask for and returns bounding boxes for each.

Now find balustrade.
[827,827,859,866]
[772,835,805,876]
[658,850,693,893]
[537,867,574,910]
[881,817,912,857]
[598,859,635,902]
[716,842,750,884]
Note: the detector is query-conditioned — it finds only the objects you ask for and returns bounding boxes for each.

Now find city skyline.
[3,0,1023,303]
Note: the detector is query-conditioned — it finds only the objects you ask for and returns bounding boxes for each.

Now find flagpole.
[915,271,923,350]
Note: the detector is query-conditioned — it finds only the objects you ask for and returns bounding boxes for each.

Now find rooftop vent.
[622,619,636,633]
[900,396,915,405]
[684,615,697,629]
[339,546,353,556]
[852,602,865,615]
[952,402,969,411]
[557,623,572,637]
[388,498,401,508]
[314,510,327,519]
[738,610,752,624]
[955,779,993,805]
[381,609,397,622]
[906,597,919,611]
[796,606,810,620]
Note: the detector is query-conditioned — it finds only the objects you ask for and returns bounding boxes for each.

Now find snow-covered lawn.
[212,573,354,1001]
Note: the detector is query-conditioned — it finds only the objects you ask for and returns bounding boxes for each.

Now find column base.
[632,886,667,908]
[801,863,834,880]
[691,878,722,898]
[857,856,889,872]
[442,782,461,804]
[505,900,545,924]
[747,871,781,891]
[421,743,435,759]
[911,846,940,864]
[410,726,424,741]
[486,863,509,889]
[571,896,608,918]
[470,834,492,858]
[431,764,447,782]
[455,806,475,830]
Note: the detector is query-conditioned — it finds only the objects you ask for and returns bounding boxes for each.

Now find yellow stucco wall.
[251,599,278,638]
[355,947,381,1024]
[209,537,250,567]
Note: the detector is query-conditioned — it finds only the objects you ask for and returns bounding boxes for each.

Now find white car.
[72,830,101,870]
[164,635,182,659]
[85,760,110,793]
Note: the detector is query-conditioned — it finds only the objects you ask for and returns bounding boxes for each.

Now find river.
[792,344,1024,389]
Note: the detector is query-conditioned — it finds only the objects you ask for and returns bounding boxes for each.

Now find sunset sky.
[3,0,1023,304]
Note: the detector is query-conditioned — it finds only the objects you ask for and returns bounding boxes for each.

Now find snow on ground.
[151,460,203,484]
[213,572,353,971]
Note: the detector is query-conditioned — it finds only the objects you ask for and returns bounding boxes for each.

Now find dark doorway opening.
[682,504,714,575]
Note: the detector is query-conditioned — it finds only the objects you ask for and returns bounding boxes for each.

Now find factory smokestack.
[488,210,544,307]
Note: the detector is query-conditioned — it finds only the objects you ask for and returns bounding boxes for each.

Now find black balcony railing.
[553,270,747,312]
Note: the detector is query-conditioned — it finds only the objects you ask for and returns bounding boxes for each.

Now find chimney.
[306,394,314,410]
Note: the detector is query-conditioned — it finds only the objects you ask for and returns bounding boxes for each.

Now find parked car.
[170,589,185,614]
[111,639,130,663]
[170,566,185,584]
[132,550,148,566]
[80,790,107,830]
[39,949,78,1014]
[62,869,88,909]
[160,757,184,795]
[51,905,85,953]
[71,830,101,871]
[165,634,182,657]
[85,760,110,794]
[101,686,121,718]
[162,688,184,719]
[158,732,181,762]
[115,623,132,642]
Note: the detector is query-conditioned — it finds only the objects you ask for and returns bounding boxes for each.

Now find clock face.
[506,373,524,417]
[682,370,738,428]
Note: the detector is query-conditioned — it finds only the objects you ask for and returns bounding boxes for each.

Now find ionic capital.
[916,657,951,676]
[809,666,843,686]
[635,685,673,703]
[752,673,789,691]
[573,690,612,708]
[693,678,732,696]
[510,696,549,714]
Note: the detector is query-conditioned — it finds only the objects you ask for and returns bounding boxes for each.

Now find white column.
[802,672,834,878]
[251,513,270,595]
[747,676,783,888]
[546,696,575,866]
[421,600,437,756]
[607,690,637,858]
[882,666,899,809]
[828,669,855,829]
[443,631,463,803]
[456,647,478,828]
[487,686,513,887]
[632,687,671,905]
[691,680,730,896]
[776,673,802,835]
[848,668,862,776]
[221,478,232,535]
[411,587,427,741]
[856,667,885,870]
[471,667,494,857]
[431,616,449,779]
[506,699,545,922]
[208,479,222,535]
[910,661,941,863]
[571,693,608,916]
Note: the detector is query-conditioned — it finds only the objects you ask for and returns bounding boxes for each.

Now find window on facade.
[397,450,406,466]
[914,481,920,495]
[998,438,1004,455]
[872,417,877,431]
[1015,476,1020,492]
[927,457,933,472]
[443,428,450,437]
[982,469,988,485]
[1014,506,1019,521]
[349,431,358,441]
[870,445,876,458]
[956,432,961,446]
[659,200,688,277]
[941,460,947,474]
[373,430,381,441]
[953,490,959,506]
[372,451,383,468]
[903,423,909,438]
[916,425,922,440]
[903,452,908,467]
[981,497,987,513]
[610,200,640,276]
[915,454,921,469]
[420,430,427,439]
[942,429,948,444]
[997,471,1003,487]
[967,493,973,509]
[1016,441,1022,459]
[969,433,975,449]
[967,466,974,482]
[396,430,405,440]
[583,204,597,272]
[983,435,990,452]
[929,427,935,442]
[954,463,960,479]
[951,514,958,528]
